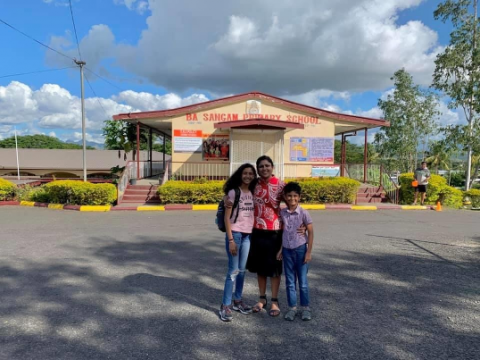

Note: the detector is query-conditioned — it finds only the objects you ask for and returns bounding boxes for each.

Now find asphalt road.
[0,208,479,360]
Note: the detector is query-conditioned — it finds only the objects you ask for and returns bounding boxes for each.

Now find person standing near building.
[277,182,314,321]
[219,163,257,322]
[413,161,431,206]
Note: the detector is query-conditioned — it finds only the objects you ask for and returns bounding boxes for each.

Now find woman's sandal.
[269,298,281,317]
[252,295,267,313]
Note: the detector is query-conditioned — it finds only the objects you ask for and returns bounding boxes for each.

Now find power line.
[0,18,75,62]
[84,67,125,92]
[68,0,82,60]
[0,66,76,79]
[84,73,112,121]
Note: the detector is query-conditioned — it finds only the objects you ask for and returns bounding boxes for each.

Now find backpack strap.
[231,188,241,223]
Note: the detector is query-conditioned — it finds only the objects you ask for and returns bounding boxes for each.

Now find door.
[230,129,284,179]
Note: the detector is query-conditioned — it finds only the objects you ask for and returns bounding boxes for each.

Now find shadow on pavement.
[1,233,479,360]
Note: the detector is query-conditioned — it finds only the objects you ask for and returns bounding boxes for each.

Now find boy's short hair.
[284,181,302,195]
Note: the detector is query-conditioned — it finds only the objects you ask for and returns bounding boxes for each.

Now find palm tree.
[425,141,451,174]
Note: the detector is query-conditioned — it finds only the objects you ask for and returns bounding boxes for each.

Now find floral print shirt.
[253,176,285,230]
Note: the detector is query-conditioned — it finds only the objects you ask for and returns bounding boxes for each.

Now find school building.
[113,92,389,181]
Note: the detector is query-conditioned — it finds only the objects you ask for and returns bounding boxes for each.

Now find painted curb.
[79,205,111,212]
[3,202,435,212]
[302,204,326,210]
[401,205,429,210]
[48,204,65,210]
[20,201,35,207]
[0,201,20,206]
[351,205,377,211]
[192,204,218,211]
[137,205,165,211]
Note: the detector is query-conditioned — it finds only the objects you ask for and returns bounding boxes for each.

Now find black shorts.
[415,185,427,193]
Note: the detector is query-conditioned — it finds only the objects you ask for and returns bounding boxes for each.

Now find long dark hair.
[224,163,257,194]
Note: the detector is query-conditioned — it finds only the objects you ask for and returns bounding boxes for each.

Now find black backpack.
[216,188,241,232]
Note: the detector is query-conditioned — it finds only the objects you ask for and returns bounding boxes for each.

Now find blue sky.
[0,0,461,145]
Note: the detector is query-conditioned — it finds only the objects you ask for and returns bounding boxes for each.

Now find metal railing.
[343,164,400,204]
[129,161,165,180]
[168,161,230,181]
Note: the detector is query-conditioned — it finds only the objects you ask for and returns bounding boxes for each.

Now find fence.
[168,161,230,181]
[344,164,400,204]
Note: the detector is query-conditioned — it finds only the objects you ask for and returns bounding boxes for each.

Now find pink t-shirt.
[228,188,254,234]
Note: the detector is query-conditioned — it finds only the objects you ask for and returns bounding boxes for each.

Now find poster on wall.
[202,134,230,160]
[312,166,340,177]
[173,129,203,153]
[290,137,334,162]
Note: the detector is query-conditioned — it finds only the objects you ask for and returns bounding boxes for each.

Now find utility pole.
[75,59,87,182]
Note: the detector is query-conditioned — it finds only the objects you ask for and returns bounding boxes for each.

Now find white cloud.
[113,91,209,111]
[284,90,351,107]
[0,81,209,133]
[60,131,106,145]
[113,0,149,14]
[48,0,441,96]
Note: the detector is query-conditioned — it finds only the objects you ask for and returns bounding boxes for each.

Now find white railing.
[117,162,134,203]
[128,161,165,180]
[169,161,230,181]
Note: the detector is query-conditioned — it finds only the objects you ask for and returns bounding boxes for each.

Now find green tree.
[425,141,452,174]
[375,69,439,173]
[0,134,95,149]
[433,0,480,189]
[334,140,378,164]
[102,120,171,158]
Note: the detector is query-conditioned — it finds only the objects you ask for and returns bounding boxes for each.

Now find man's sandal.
[252,295,267,313]
[269,298,281,317]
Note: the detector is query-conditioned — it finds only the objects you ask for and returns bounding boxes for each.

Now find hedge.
[0,178,17,201]
[398,173,463,209]
[30,180,117,205]
[464,189,480,208]
[158,180,224,204]
[157,177,360,204]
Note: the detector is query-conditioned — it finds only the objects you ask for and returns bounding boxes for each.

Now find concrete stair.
[356,184,387,204]
[121,184,161,204]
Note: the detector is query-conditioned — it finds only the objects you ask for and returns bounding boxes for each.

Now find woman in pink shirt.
[219,163,257,322]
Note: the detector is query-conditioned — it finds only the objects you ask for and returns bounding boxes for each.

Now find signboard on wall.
[312,166,340,177]
[202,134,230,160]
[290,137,334,162]
[173,129,203,153]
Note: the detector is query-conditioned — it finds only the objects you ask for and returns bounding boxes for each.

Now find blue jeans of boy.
[282,243,310,308]
[222,231,251,306]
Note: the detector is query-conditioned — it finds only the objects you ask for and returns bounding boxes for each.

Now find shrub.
[0,178,17,201]
[158,180,224,204]
[399,173,463,208]
[464,189,480,208]
[157,177,360,204]
[294,177,360,204]
[30,180,117,205]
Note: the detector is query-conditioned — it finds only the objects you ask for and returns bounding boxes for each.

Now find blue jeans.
[282,244,310,307]
[222,232,251,306]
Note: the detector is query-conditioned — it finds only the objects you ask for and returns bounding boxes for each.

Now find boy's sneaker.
[232,300,252,314]
[219,305,233,322]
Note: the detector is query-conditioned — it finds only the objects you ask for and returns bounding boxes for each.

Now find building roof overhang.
[214,119,304,130]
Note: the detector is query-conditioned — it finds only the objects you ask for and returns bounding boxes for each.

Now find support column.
[163,134,166,171]
[364,127,368,183]
[340,134,346,177]
[136,122,140,180]
[149,128,153,177]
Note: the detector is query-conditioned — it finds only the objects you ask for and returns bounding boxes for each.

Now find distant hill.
[0,134,97,150]
[64,139,104,150]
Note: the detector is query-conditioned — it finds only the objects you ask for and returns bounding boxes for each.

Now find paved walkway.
[0,208,478,359]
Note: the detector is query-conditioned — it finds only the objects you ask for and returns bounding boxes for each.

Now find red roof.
[113,91,388,127]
